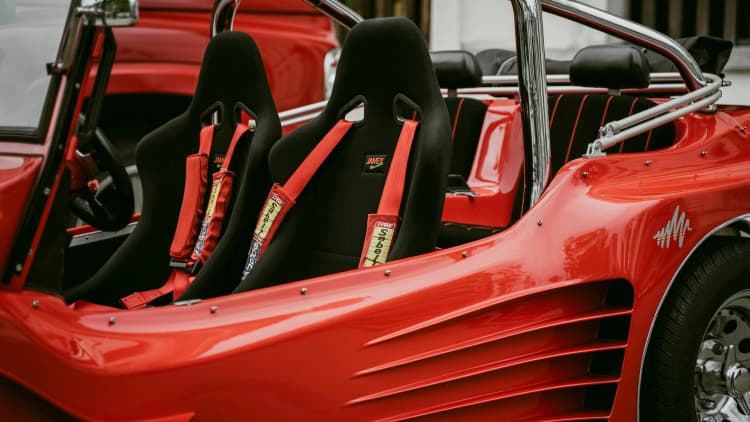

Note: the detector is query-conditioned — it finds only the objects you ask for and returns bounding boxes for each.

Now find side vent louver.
[349,279,634,421]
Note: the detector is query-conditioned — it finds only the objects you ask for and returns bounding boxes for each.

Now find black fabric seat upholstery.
[429,51,488,184]
[231,17,451,293]
[445,97,487,180]
[547,93,675,173]
[65,32,281,306]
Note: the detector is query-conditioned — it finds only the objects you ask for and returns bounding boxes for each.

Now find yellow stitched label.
[205,180,222,219]
[254,192,284,242]
[363,221,395,267]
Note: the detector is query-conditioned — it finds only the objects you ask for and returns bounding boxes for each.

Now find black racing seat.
[65,32,281,306]
[230,17,451,293]
[430,51,488,189]
[439,45,676,247]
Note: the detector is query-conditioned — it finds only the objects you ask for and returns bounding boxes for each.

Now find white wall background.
[430,0,748,104]
[430,0,627,58]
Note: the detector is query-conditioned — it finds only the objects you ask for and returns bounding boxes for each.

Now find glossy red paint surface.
[441,100,524,227]
[2,102,750,419]
[0,156,42,276]
[108,8,337,112]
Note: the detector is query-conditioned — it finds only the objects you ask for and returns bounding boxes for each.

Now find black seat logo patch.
[363,154,388,173]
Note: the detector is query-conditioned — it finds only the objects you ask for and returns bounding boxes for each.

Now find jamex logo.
[363,154,387,173]
[654,205,692,248]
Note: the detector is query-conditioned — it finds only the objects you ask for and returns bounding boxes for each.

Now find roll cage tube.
[541,0,706,91]
[211,0,365,36]
[510,0,550,208]
[211,0,241,37]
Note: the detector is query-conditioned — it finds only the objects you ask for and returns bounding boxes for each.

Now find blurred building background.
[344,0,749,104]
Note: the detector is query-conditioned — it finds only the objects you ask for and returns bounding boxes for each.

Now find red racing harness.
[242,119,418,279]
[120,123,251,309]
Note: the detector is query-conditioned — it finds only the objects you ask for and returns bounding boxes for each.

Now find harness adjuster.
[169,258,202,275]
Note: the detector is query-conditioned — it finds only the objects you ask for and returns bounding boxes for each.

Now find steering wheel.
[70,119,135,231]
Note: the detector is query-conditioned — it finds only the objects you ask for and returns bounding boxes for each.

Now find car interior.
[40,15,685,310]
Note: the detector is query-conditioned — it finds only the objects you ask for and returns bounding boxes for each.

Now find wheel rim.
[696,289,750,421]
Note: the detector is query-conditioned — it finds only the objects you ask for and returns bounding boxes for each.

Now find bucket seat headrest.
[431,50,483,89]
[189,31,277,121]
[570,45,651,90]
[325,17,444,122]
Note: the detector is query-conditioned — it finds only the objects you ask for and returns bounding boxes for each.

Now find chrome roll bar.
[482,72,690,87]
[585,73,723,157]
[211,0,242,37]
[511,0,550,208]
[303,0,364,29]
[542,0,706,91]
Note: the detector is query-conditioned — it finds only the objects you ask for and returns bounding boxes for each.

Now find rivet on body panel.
[537,219,543,226]
[701,150,708,157]
[462,251,468,258]
[384,270,391,277]
[108,317,116,326]
[32,299,39,309]
[645,160,653,167]
[210,306,218,314]
[300,287,308,295]
[582,171,589,178]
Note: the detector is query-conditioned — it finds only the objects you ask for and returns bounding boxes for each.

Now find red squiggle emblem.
[654,205,692,248]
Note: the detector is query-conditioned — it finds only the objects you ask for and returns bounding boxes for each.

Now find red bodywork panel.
[2,100,750,419]
[107,5,337,112]
[442,100,525,228]
[0,157,42,276]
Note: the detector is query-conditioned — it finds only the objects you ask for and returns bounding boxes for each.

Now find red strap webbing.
[358,119,418,267]
[120,123,250,310]
[192,123,249,261]
[242,119,419,278]
[242,120,354,278]
[169,125,213,259]
[120,271,193,310]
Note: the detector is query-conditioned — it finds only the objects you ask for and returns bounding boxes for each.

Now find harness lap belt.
[120,123,250,309]
[242,118,419,279]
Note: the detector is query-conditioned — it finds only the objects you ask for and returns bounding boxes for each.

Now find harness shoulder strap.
[121,123,251,309]
[170,125,214,260]
[359,119,418,267]
[242,119,354,277]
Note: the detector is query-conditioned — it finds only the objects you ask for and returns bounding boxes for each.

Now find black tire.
[641,236,750,421]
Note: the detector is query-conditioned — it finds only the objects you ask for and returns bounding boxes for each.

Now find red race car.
[1,0,750,421]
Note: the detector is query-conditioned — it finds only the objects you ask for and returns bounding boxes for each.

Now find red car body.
[109,0,337,112]
[1,1,750,421]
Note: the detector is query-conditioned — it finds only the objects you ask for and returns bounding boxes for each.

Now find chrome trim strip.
[638,213,750,421]
[481,72,688,86]
[276,83,692,128]
[281,113,323,128]
[457,84,688,96]
[542,0,706,91]
[303,0,364,29]
[278,100,328,121]
[511,0,551,208]
[69,221,137,247]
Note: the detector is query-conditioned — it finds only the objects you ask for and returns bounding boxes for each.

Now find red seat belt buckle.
[169,258,201,275]
[120,291,161,310]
